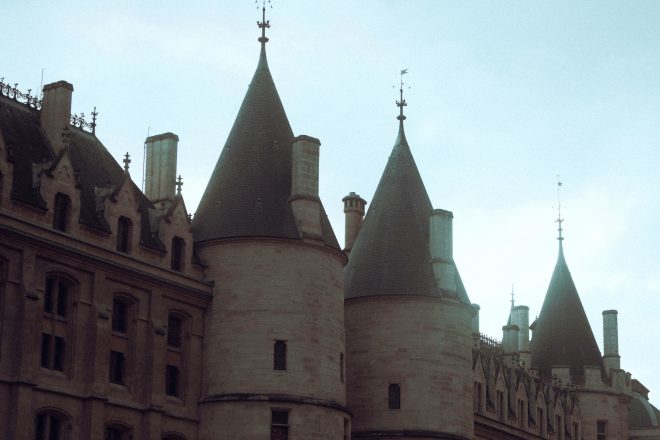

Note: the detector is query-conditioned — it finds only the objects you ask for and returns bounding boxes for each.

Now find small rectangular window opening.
[53,193,70,232]
[112,298,128,333]
[274,340,287,371]
[597,420,607,440]
[388,383,401,409]
[165,364,180,397]
[271,410,289,440]
[167,315,182,347]
[171,237,185,271]
[340,352,345,383]
[116,216,131,253]
[109,350,125,384]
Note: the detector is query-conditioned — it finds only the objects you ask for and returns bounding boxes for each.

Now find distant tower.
[530,182,632,439]
[192,8,349,440]
[344,79,474,439]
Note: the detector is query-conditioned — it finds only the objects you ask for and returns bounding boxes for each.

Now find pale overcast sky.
[4,1,660,406]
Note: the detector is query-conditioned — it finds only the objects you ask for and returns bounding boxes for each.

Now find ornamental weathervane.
[396,69,409,121]
[256,0,272,45]
[556,175,564,241]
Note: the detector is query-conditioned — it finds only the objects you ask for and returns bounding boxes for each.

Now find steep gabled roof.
[344,119,469,302]
[530,242,603,378]
[191,45,338,249]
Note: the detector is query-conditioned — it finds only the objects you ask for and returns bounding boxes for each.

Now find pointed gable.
[345,121,438,298]
[530,243,602,379]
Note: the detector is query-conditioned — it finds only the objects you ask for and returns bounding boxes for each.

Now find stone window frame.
[271,408,290,440]
[105,421,134,440]
[35,407,71,440]
[165,309,191,400]
[170,236,185,272]
[41,273,76,375]
[109,293,137,389]
[116,216,132,254]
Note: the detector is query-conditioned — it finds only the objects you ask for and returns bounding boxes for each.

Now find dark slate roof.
[629,393,660,429]
[192,45,339,249]
[530,243,603,378]
[0,99,51,208]
[344,120,469,303]
[0,95,165,252]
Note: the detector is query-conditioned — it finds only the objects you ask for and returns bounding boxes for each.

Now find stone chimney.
[429,209,456,292]
[290,135,322,240]
[471,303,481,349]
[603,309,620,371]
[41,81,73,153]
[511,305,530,367]
[342,192,366,253]
[144,132,179,203]
[502,324,520,354]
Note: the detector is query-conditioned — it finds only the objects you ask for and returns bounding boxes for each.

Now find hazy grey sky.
[4,1,660,405]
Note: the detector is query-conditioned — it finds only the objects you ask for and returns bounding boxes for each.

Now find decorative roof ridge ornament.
[123,152,131,174]
[556,175,564,242]
[396,69,409,122]
[256,0,272,46]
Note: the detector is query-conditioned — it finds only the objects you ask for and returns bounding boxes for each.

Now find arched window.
[41,275,74,372]
[116,217,132,253]
[105,422,133,440]
[35,409,69,440]
[274,340,287,371]
[170,237,185,271]
[52,193,71,232]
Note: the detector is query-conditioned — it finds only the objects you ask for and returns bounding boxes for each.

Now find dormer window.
[116,216,132,253]
[52,193,71,232]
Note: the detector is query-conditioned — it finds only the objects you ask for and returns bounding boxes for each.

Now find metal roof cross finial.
[556,175,564,242]
[176,175,183,195]
[257,0,272,45]
[123,152,131,173]
[396,69,409,121]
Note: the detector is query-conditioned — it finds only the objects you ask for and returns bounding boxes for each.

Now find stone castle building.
[0,10,659,440]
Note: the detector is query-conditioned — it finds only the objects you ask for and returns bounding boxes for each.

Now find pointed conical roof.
[192,44,339,249]
[344,120,470,302]
[530,242,603,378]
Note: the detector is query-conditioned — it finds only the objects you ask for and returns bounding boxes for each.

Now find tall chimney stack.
[144,132,179,202]
[342,192,366,253]
[290,135,322,240]
[429,209,456,292]
[41,81,73,153]
[603,309,620,371]
[511,305,530,366]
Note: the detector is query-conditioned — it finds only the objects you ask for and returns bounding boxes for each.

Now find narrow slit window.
[388,383,401,409]
[109,350,125,385]
[167,315,182,348]
[116,216,132,253]
[274,340,287,371]
[165,365,180,397]
[112,298,128,333]
[171,237,185,271]
[52,193,71,232]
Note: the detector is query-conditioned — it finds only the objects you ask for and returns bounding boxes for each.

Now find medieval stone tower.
[191,12,349,439]
[343,95,475,439]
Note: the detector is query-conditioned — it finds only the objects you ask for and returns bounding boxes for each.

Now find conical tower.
[530,204,632,439]
[194,10,348,439]
[344,87,474,439]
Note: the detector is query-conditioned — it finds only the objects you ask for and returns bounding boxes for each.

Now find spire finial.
[556,175,564,241]
[396,69,408,121]
[510,284,515,309]
[257,0,272,45]
[176,175,183,195]
[123,152,131,173]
